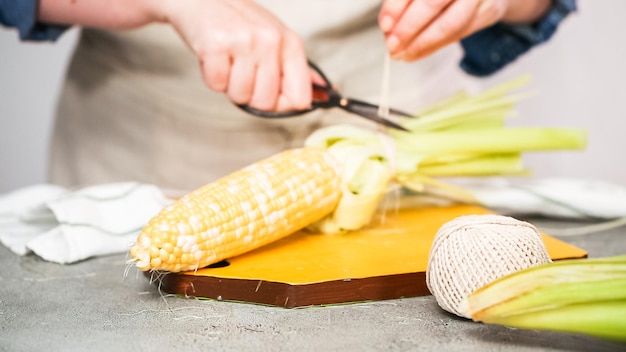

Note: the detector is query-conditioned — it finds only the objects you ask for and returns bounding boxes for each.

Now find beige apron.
[49,0,472,191]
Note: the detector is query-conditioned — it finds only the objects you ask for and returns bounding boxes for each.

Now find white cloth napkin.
[465,178,626,220]
[1,178,624,264]
[393,178,626,221]
[0,182,172,264]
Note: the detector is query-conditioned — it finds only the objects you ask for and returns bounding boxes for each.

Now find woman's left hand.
[378,0,550,61]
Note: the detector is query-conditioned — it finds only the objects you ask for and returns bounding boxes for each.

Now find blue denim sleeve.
[0,0,68,41]
[460,0,577,76]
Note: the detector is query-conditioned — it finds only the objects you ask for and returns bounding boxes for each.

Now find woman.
[1,0,576,191]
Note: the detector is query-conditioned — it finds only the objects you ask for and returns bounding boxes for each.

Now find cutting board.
[156,205,587,308]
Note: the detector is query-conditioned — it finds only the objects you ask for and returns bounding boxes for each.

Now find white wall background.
[1,1,625,194]
[1,28,79,193]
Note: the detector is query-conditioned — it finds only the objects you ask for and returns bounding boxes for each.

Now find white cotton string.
[376,52,397,177]
[426,214,552,318]
[376,131,400,226]
[375,53,400,225]
[378,53,391,119]
[377,131,397,178]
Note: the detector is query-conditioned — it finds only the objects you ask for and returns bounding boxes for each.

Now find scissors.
[237,60,414,132]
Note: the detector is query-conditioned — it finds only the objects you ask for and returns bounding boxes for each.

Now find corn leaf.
[463,255,626,343]
[304,77,588,233]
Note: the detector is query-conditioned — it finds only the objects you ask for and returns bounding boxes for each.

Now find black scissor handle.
[236,61,333,118]
[236,104,314,118]
[236,59,413,131]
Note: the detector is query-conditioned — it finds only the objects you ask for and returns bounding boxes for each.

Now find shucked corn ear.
[305,128,393,233]
[461,255,626,343]
[129,77,587,272]
[304,77,587,204]
[129,147,342,272]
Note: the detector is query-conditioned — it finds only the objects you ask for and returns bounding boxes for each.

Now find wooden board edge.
[157,271,429,308]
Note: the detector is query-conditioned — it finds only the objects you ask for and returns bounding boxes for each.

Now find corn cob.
[129,147,342,272]
[461,255,626,343]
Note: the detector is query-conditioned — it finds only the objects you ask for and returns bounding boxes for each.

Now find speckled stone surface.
[1,217,625,352]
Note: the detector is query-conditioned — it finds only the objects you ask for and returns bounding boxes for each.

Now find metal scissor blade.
[389,107,416,118]
[344,102,411,132]
[345,98,416,118]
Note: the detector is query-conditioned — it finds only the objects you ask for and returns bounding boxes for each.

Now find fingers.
[276,34,310,111]
[226,32,308,112]
[379,0,411,32]
[247,58,280,111]
[398,0,481,61]
[383,0,456,55]
[247,29,281,110]
[227,57,257,105]
[200,35,309,112]
[382,0,508,62]
[179,0,310,112]
[200,50,230,93]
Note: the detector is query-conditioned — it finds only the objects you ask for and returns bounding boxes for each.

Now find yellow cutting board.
[157,205,587,308]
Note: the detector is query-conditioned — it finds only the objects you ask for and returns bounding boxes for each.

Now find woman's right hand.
[157,0,311,112]
[38,0,312,112]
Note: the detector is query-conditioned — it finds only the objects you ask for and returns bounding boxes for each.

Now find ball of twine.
[426,214,552,318]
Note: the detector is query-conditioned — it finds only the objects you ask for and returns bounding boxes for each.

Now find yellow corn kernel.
[129,147,342,272]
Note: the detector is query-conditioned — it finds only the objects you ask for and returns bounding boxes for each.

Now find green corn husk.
[303,77,588,233]
[461,255,626,343]
[304,138,392,234]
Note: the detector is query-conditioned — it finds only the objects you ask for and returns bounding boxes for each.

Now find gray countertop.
[1,217,625,352]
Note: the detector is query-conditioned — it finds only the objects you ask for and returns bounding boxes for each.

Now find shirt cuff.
[0,0,69,41]
[459,0,577,77]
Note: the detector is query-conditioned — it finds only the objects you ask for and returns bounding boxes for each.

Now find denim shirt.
[461,0,577,76]
[1,0,576,76]
[0,0,67,41]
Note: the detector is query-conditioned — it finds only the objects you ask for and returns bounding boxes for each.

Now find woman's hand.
[38,0,312,112]
[379,0,551,61]
[155,0,311,112]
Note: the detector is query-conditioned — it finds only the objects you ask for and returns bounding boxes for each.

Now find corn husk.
[462,255,626,343]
